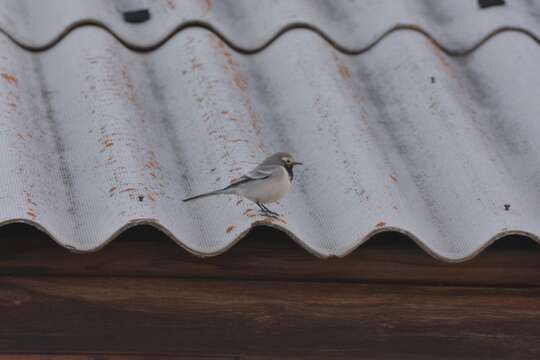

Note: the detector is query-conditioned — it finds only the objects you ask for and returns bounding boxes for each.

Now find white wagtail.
[183,152,303,216]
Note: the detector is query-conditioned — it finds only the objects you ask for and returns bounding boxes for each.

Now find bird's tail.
[182,188,230,202]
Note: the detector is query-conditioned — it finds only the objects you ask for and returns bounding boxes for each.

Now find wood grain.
[0,276,539,359]
[0,224,538,287]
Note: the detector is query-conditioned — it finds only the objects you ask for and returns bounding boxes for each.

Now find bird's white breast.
[237,166,291,204]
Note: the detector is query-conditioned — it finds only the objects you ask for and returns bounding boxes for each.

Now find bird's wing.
[226,164,275,188]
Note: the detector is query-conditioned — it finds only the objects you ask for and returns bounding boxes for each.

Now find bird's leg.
[258,202,280,217]
[256,202,269,216]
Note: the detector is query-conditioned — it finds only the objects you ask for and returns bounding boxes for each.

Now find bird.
[183,152,303,216]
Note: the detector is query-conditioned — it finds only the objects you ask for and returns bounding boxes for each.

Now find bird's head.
[265,152,303,169]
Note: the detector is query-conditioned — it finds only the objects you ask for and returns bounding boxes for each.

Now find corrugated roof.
[0,0,539,260]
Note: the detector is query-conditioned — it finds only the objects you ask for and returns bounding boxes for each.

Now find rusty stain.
[119,188,136,193]
[121,66,137,103]
[331,52,352,80]
[1,72,17,86]
[337,63,351,80]
[201,0,212,14]
[226,224,235,234]
[210,35,265,151]
[376,221,386,228]
[233,73,248,92]
[145,160,159,169]
[147,193,155,201]
[221,111,229,115]
[25,191,37,220]
[192,62,203,70]
[243,208,257,218]
[389,175,398,183]
[109,186,117,193]
[103,140,113,148]
[261,216,287,225]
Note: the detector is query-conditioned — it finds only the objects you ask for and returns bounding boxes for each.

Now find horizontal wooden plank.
[0,224,539,286]
[0,355,224,360]
[0,276,539,359]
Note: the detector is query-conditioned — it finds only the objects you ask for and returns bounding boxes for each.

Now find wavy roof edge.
[3,218,539,262]
[1,22,539,54]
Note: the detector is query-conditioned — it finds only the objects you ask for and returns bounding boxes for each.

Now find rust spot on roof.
[201,0,213,14]
[331,52,352,81]
[109,186,117,193]
[389,175,398,183]
[226,224,235,234]
[26,211,37,220]
[145,160,159,169]
[337,63,351,80]
[261,216,287,225]
[120,66,137,104]
[233,73,248,92]
[1,72,17,86]
[243,208,256,218]
[210,35,265,152]
[119,188,136,193]
[376,221,386,228]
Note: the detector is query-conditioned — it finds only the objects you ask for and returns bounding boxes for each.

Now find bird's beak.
[292,161,303,166]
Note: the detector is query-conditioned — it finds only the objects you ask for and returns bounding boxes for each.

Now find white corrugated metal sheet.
[0,0,539,260]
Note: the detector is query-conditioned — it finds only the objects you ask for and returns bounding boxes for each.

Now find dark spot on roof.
[478,0,505,9]
[123,9,151,23]
[430,76,436,84]
[504,204,510,211]
[138,195,144,202]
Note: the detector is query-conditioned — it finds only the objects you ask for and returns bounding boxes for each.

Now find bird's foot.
[256,203,281,218]
[258,209,281,218]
